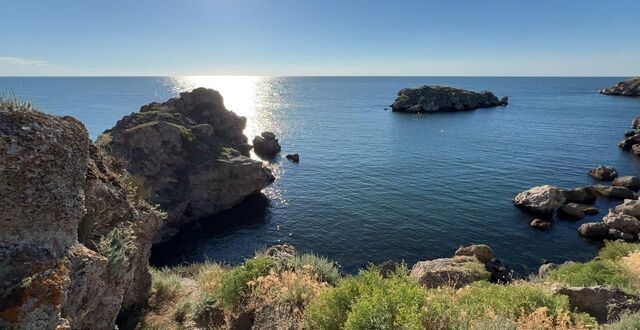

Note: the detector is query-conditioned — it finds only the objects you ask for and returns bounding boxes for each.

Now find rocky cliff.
[390,85,508,113]
[0,107,163,329]
[600,77,640,97]
[97,88,274,242]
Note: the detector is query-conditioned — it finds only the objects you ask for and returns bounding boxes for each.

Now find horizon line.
[0,74,636,78]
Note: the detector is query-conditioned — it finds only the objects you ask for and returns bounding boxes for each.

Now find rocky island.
[600,77,640,97]
[390,85,508,113]
[97,88,274,242]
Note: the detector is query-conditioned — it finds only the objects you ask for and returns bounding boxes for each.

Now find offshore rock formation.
[98,88,274,242]
[390,85,508,113]
[588,165,619,181]
[0,108,163,329]
[252,131,281,157]
[600,77,640,97]
[579,198,640,241]
[512,185,566,216]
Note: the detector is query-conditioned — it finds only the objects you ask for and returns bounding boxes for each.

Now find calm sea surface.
[3,76,640,274]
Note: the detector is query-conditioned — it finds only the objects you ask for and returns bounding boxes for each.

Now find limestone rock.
[390,85,508,113]
[558,203,586,220]
[530,218,552,229]
[556,285,640,323]
[253,131,281,157]
[561,187,598,204]
[614,199,640,218]
[588,166,619,181]
[0,109,162,329]
[97,88,274,242]
[410,256,491,288]
[285,153,300,163]
[578,222,610,238]
[600,77,640,97]
[454,244,496,263]
[603,211,640,235]
[593,185,637,199]
[612,176,640,191]
[513,185,565,215]
[538,263,558,278]
[619,134,640,150]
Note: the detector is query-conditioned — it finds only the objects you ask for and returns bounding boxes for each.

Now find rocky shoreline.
[2,84,640,329]
[600,77,640,97]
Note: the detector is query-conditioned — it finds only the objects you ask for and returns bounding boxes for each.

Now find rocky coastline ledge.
[600,77,640,97]
[97,88,274,243]
[390,85,508,113]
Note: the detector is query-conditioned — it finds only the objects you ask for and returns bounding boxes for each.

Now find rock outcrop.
[592,185,637,199]
[588,166,619,181]
[556,286,640,323]
[97,88,274,242]
[513,185,565,215]
[410,256,490,288]
[390,85,508,113]
[454,244,495,263]
[579,198,640,242]
[561,186,598,204]
[612,176,640,191]
[0,108,163,329]
[252,131,281,157]
[600,77,640,97]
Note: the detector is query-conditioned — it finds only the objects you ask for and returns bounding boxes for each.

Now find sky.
[1,0,639,76]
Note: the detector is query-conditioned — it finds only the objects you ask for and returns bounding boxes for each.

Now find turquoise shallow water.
[3,76,640,274]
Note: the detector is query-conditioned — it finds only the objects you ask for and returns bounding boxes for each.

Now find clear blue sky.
[1,0,639,76]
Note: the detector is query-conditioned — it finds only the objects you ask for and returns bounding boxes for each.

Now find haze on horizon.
[1,0,639,77]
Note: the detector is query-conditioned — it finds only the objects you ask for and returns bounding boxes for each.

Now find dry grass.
[248,267,328,307]
[621,252,640,292]
[0,94,35,112]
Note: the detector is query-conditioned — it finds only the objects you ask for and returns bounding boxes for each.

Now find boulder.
[608,229,635,241]
[253,132,281,157]
[633,116,640,129]
[513,185,565,215]
[390,85,508,113]
[0,109,162,329]
[530,218,552,229]
[603,211,640,235]
[378,260,400,278]
[625,130,637,138]
[97,88,274,242]
[454,244,496,263]
[581,205,599,215]
[633,144,640,156]
[578,222,610,238]
[600,77,640,97]
[410,256,490,288]
[557,203,586,220]
[556,286,640,323]
[619,134,640,150]
[538,263,558,278]
[588,166,619,181]
[561,187,598,204]
[285,153,300,163]
[614,199,640,218]
[485,258,512,284]
[612,176,640,191]
[593,185,637,199]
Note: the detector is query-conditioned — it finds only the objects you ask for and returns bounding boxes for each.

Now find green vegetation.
[216,256,274,310]
[606,312,640,330]
[150,268,183,302]
[598,241,640,261]
[273,252,342,286]
[305,265,426,330]
[97,225,138,273]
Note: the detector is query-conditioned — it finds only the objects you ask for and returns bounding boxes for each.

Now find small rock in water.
[557,203,585,220]
[612,175,640,191]
[285,153,299,163]
[530,218,551,229]
[625,130,637,138]
[587,166,619,181]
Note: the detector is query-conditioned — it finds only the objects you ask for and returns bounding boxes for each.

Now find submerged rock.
[557,203,586,220]
[513,185,565,215]
[530,218,552,229]
[97,88,274,242]
[410,256,490,288]
[588,166,619,181]
[253,131,281,157]
[390,85,508,113]
[0,109,162,329]
[600,77,640,97]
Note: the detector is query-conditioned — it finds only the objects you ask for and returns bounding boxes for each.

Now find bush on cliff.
[97,224,138,273]
[271,252,342,286]
[305,264,427,330]
[216,256,274,310]
[0,94,34,112]
[598,241,640,261]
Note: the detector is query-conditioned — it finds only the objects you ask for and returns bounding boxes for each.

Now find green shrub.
[216,256,274,310]
[599,241,640,261]
[305,265,426,330]
[423,281,595,329]
[544,260,633,292]
[607,312,640,329]
[192,292,217,322]
[150,268,183,302]
[97,225,138,273]
[276,253,342,286]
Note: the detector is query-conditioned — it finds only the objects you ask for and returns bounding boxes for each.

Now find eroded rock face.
[390,85,508,113]
[98,88,274,242]
[513,185,565,215]
[556,285,640,323]
[600,77,640,97]
[0,109,162,329]
[410,256,490,288]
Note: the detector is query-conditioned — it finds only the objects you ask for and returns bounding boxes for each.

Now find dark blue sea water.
[3,76,640,274]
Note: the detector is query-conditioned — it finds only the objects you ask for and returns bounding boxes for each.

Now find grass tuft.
[0,93,35,112]
[97,225,137,273]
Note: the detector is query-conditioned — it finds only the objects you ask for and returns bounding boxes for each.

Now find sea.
[3,76,640,274]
